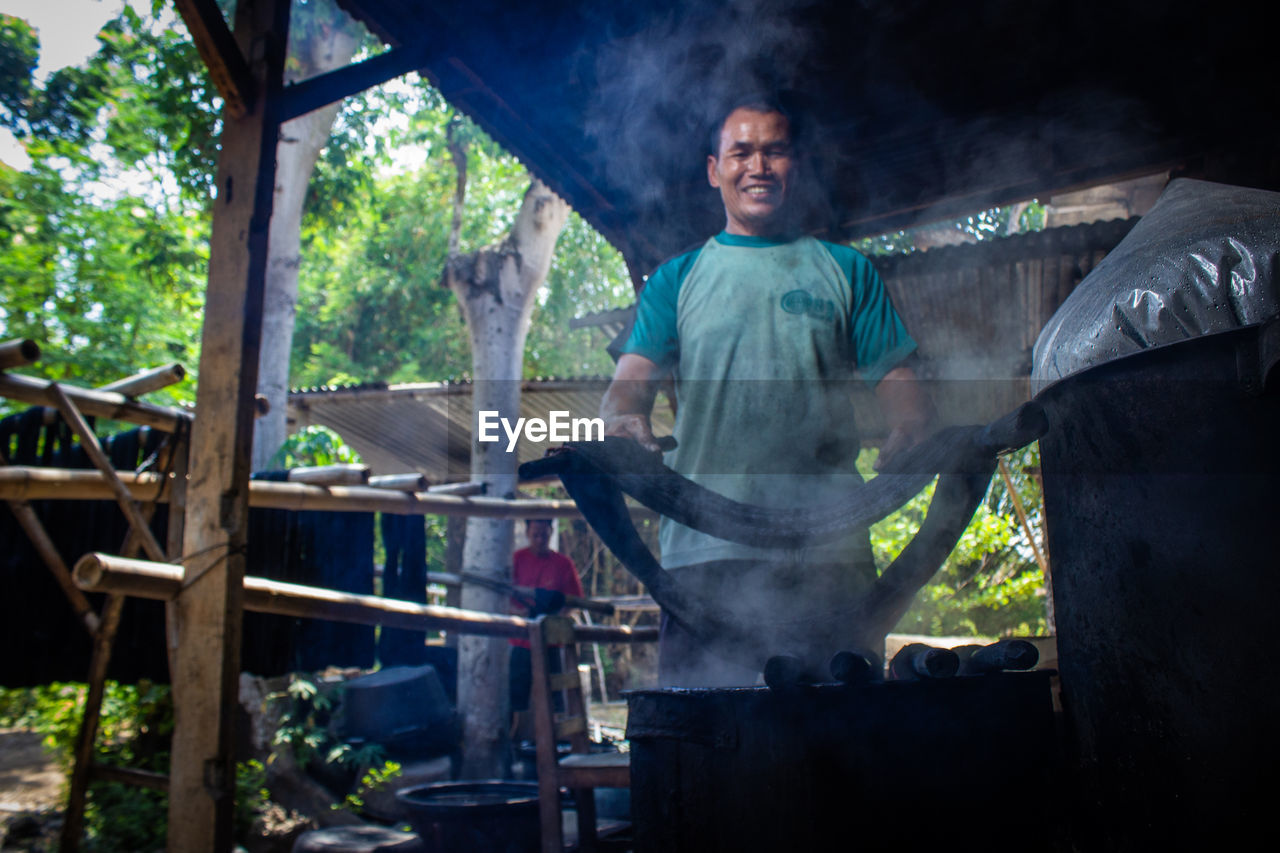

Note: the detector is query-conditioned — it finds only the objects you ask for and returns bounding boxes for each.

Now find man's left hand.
[874,364,936,472]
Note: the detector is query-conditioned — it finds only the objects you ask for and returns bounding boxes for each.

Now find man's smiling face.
[707,107,795,237]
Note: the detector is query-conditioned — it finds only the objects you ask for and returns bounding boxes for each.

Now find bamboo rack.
[0,372,190,432]
[74,553,657,644]
[0,467,612,519]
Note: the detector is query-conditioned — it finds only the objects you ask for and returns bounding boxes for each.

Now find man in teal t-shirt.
[601,99,934,686]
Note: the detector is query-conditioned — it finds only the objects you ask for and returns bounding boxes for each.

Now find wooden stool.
[292,825,427,852]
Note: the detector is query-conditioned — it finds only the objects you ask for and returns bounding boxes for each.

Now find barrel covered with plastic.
[1032,179,1280,849]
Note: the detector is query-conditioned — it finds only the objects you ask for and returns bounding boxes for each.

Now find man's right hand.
[604,413,663,453]
[600,353,665,453]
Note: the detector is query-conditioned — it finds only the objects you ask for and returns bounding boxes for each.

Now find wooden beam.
[167,0,289,848]
[279,42,442,123]
[173,0,256,119]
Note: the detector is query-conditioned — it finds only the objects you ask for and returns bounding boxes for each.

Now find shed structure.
[96,0,1280,848]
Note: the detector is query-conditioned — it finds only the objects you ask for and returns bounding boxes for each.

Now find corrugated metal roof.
[287,378,674,480]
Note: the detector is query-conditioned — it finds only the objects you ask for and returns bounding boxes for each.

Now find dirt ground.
[0,728,65,848]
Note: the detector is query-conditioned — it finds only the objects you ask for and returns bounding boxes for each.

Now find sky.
[0,0,147,168]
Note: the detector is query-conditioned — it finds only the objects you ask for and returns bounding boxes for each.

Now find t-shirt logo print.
[780,289,835,322]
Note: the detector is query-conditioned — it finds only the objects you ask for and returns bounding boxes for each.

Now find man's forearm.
[874,364,936,469]
[601,353,663,451]
[877,365,933,434]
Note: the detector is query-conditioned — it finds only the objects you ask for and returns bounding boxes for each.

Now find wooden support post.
[167,0,289,848]
[59,594,125,853]
[165,428,190,676]
[62,507,159,853]
[173,0,256,119]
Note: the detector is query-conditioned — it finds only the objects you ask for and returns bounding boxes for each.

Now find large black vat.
[1037,320,1280,849]
[394,781,539,853]
[626,672,1060,852]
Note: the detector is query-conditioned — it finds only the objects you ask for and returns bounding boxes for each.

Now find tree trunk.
[251,17,360,471]
[444,178,568,778]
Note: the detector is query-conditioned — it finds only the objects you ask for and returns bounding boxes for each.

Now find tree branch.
[446,118,468,259]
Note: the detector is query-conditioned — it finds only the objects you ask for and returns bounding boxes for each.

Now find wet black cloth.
[379,513,428,667]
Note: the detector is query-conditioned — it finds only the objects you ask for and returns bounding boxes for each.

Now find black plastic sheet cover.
[1031,179,1280,392]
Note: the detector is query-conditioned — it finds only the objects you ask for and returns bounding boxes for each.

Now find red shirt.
[509,547,583,648]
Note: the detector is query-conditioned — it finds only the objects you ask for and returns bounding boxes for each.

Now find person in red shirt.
[509,519,584,718]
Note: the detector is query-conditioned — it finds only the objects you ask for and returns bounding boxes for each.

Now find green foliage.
[0,14,38,129]
[0,680,173,851]
[861,443,1049,637]
[0,682,277,849]
[235,759,273,838]
[854,200,1048,257]
[290,80,632,387]
[267,673,402,816]
[268,673,386,774]
[269,424,364,469]
[0,5,211,407]
[340,760,402,812]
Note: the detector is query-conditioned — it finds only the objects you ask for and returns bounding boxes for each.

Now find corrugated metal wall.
[848,218,1137,434]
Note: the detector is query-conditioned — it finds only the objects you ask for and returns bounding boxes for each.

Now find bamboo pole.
[74,553,657,643]
[47,382,167,563]
[286,464,369,486]
[426,570,615,615]
[0,468,589,518]
[64,503,161,853]
[3,498,99,633]
[369,473,429,491]
[89,765,169,792]
[427,481,485,496]
[0,339,41,370]
[0,372,188,432]
[60,593,125,853]
[997,457,1049,575]
[99,363,186,397]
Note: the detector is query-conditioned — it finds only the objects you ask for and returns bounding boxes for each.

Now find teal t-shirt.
[623,232,916,569]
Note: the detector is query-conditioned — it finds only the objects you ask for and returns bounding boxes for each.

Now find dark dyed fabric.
[378,514,428,667]
[0,414,379,687]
